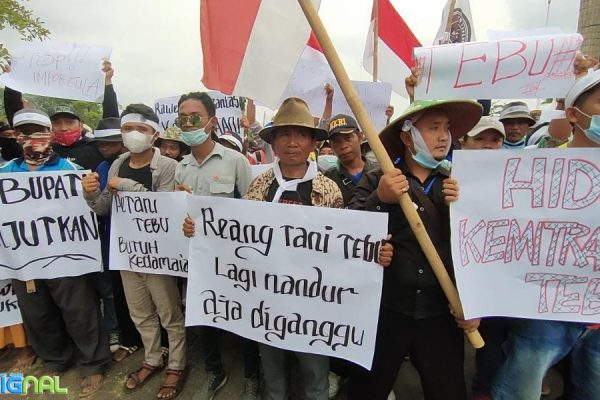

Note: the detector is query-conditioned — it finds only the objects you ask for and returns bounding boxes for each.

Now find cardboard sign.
[0,171,102,280]
[0,41,111,102]
[110,192,189,277]
[154,91,243,135]
[451,149,600,323]
[185,196,388,369]
[414,33,583,100]
[0,280,22,329]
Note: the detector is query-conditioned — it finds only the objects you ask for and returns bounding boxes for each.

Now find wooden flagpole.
[372,0,379,82]
[298,0,484,349]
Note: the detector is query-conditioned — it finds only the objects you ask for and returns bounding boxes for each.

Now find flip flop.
[156,368,188,399]
[79,374,104,398]
[124,362,165,393]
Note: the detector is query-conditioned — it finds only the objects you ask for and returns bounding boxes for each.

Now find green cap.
[49,105,80,120]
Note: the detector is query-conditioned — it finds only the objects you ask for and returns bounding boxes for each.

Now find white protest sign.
[451,149,600,323]
[154,92,243,135]
[0,41,111,102]
[185,196,387,369]
[280,76,391,132]
[0,171,102,280]
[414,33,583,100]
[0,280,22,328]
[154,96,179,131]
[110,192,189,277]
[331,81,392,133]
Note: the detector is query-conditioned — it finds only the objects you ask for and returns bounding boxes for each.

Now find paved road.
[0,328,564,399]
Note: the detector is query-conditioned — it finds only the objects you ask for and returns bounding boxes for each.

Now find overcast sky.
[2,0,580,117]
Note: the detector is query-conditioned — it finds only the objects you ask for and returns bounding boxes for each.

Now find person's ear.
[565,107,579,125]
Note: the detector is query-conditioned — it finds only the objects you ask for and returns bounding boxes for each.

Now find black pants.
[473,317,512,394]
[12,275,111,376]
[348,309,467,400]
[202,327,260,378]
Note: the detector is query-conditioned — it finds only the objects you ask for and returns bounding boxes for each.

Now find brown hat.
[259,97,327,144]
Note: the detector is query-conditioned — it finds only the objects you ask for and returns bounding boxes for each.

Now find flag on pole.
[434,0,476,44]
[200,0,320,109]
[362,0,421,97]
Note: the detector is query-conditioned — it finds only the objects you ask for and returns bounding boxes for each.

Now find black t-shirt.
[265,178,313,206]
[118,157,152,191]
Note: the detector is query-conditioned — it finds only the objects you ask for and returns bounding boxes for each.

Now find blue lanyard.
[423,177,437,195]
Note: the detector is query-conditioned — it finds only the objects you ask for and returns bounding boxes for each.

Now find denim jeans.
[492,319,600,400]
[259,344,329,400]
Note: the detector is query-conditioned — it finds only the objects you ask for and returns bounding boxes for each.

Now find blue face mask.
[403,120,451,170]
[575,108,600,145]
[180,127,209,147]
[317,154,338,171]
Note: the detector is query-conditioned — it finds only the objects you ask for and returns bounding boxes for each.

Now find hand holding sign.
[0,41,112,102]
[81,173,100,193]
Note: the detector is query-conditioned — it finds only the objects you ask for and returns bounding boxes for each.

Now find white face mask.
[122,130,154,153]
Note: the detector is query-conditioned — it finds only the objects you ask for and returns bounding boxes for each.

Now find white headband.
[120,113,162,133]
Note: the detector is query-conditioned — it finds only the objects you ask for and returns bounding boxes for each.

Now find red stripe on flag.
[376,0,421,68]
[200,0,262,94]
[307,31,323,53]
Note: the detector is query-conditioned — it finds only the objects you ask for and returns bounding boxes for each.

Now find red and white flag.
[200,0,320,109]
[362,0,421,97]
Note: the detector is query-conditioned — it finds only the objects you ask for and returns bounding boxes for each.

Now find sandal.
[79,373,104,398]
[124,362,165,393]
[113,345,140,363]
[157,368,188,399]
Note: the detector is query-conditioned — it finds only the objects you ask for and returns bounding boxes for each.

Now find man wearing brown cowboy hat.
[348,99,482,400]
[184,97,392,400]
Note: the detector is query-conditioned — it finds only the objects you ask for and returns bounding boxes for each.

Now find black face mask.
[0,137,23,161]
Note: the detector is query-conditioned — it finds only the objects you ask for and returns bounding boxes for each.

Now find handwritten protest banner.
[414,33,583,100]
[0,41,111,102]
[154,91,243,135]
[0,171,102,280]
[0,280,22,329]
[185,196,388,369]
[451,149,600,323]
[110,192,189,277]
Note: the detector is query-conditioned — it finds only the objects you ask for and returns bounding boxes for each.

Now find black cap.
[92,117,122,142]
[327,114,359,137]
[0,120,12,133]
[49,105,81,121]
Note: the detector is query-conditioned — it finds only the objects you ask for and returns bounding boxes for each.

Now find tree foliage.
[0,87,104,128]
[0,0,50,65]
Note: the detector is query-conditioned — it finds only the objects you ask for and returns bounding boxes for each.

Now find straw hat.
[380,99,482,160]
[259,97,327,144]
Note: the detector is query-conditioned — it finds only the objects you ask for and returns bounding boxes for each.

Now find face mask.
[317,154,338,171]
[180,127,209,147]
[19,132,54,166]
[122,130,155,153]
[0,137,23,161]
[403,120,451,170]
[53,129,82,147]
[575,108,600,145]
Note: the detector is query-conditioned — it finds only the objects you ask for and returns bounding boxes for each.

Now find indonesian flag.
[362,0,421,97]
[200,0,320,109]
